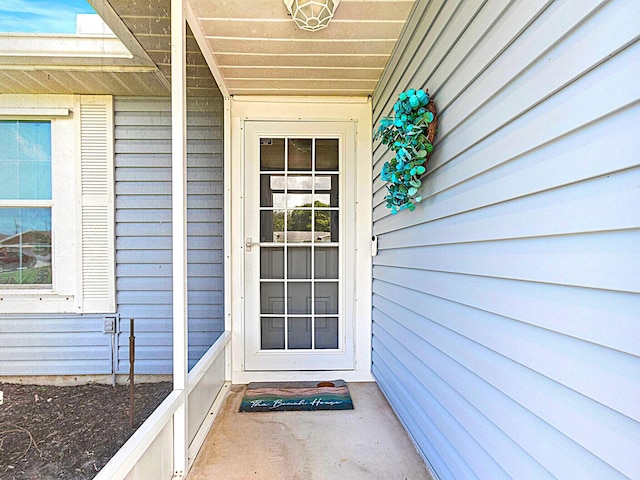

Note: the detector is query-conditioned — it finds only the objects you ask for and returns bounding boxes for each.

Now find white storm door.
[244,121,355,371]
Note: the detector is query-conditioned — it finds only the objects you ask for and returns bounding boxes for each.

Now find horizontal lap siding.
[0,315,111,375]
[185,96,225,367]
[371,1,640,479]
[115,96,224,374]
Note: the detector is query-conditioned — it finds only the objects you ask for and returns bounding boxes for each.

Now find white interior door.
[244,121,355,371]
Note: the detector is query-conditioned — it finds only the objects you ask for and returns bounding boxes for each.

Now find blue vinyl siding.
[372,1,640,479]
[0,314,111,375]
[0,95,224,376]
[114,96,224,374]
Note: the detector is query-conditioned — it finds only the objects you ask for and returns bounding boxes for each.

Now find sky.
[0,0,96,34]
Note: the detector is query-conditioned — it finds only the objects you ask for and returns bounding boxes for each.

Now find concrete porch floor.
[187,382,433,480]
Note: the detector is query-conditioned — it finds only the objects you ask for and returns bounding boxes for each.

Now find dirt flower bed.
[0,381,172,480]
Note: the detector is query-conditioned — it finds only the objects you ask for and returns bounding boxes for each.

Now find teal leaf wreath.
[374,88,437,214]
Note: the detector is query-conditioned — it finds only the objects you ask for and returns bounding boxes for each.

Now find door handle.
[245,237,260,252]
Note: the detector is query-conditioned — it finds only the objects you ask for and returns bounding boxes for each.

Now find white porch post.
[171,0,188,477]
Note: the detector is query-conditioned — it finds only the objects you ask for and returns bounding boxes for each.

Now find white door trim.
[229,97,373,383]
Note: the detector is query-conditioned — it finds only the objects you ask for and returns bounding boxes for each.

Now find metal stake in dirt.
[129,318,135,429]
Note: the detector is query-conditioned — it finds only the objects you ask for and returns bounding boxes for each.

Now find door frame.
[229,96,373,383]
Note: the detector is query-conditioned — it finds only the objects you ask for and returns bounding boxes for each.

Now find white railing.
[94,331,231,480]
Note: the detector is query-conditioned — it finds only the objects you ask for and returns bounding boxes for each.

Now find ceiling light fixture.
[283,0,340,32]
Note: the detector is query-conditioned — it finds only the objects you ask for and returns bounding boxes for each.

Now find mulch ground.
[0,381,172,480]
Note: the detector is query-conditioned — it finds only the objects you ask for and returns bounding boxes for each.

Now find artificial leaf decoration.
[375,88,437,214]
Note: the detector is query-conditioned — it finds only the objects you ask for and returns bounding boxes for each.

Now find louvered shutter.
[79,96,115,313]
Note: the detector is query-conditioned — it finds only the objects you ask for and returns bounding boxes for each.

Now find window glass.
[0,121,51,200]
[0,121,52,286]
[0,208,52,285]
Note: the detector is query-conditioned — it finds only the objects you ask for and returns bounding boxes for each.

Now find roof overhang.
[0,0,415,97]
[0,0,169,96]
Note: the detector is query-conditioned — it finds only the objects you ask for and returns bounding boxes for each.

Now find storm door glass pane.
[315,317,338,349]
[261,247,284,279]
[257,135,341,353]
[315,211,338,243]
[315,283,338,314]
[287,209,311,243]
[260,210,285,243]
[260,138,284,170]
[261,174,285,207]
[288,282,311,314]
[314,175,338,207]
[288,317,312,349]
[261,283,284,314]
[288,139,312,171]
[315,139,338,171]
[314,247,338,279]
[286,175,313,209]
[261,317,285,349]
[288,247,311,279]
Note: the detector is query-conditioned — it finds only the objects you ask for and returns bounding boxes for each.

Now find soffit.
[107,0,416,97]
[0,69,169,96]
[105,0,220,98]
[0,64,169,97]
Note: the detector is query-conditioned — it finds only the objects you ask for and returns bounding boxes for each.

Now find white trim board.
[233,370,375,384]
[0,108,70,116]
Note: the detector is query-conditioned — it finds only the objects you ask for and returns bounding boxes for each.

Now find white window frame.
[0,95,115,314]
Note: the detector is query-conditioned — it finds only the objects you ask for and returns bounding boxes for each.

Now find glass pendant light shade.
[283,0,340,32]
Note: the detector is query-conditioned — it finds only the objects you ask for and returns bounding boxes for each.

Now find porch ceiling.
[107,0,416,97]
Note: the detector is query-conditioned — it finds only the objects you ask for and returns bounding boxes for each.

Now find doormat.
[239,380,354,412]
